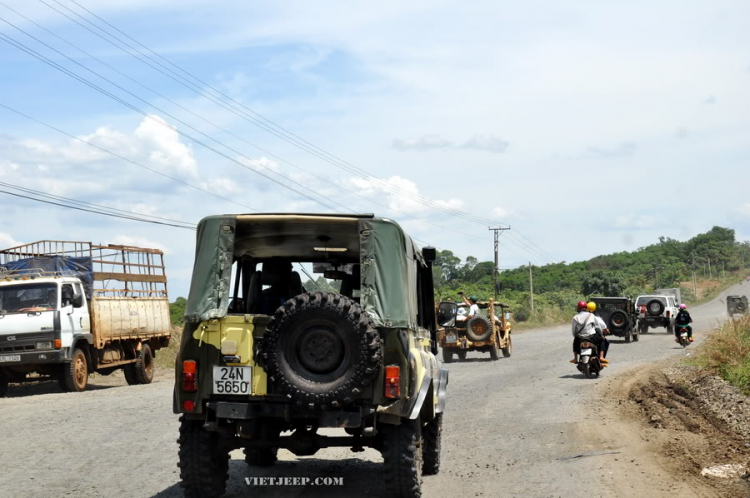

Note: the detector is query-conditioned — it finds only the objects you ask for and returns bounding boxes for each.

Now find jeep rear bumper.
[204,401,365,428]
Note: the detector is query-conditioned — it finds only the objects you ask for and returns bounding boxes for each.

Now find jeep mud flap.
[436,367,449,413]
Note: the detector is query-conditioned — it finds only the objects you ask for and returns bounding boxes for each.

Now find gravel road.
[0,284,743,498]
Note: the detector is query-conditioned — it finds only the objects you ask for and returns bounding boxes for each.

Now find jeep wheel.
[501,334,512,358]
[382,420,423,498]
[624,328,632,343]
[441,349,453,363]
[244,447,278,467]
[456,351,467,361]
[646,299,664,316]
[134,343,154,384]
[466,316,492,342]
[262,292,382,409]
[423,413,442,476]
[736,301,747,312]
[178,416,229,498]
[609,310,629,330]
[0,374,8,397]
[489,335,500,361]
[639,322,648,334]
[60,347,88,392]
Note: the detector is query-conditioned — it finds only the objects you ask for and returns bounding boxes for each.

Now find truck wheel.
[0,374,8,397]
[134,344,154,384]
[501,335,512,358]
[262,292,382,409]
[441,349,453,363]
[178,416,229,498]
[382,420,423,498]
[244,447,278,467]
[423,413,442,476]
[123,364,138,385]
[667,323,674,334]
[624,328,632,343]
[456,351,467,361]
[465,316,492,342]
[60,347,89,392]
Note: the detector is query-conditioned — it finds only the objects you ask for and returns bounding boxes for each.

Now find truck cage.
[0,240,168,298]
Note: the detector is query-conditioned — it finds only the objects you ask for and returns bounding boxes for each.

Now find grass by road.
[693,316,750,395]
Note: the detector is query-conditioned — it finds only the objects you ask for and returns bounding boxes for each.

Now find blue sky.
[1,0,749,297]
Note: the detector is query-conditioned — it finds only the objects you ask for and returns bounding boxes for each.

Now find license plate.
[212,366,252,395]
[0,355,21,362]
[580,348,593,356]
[445,333,457,343]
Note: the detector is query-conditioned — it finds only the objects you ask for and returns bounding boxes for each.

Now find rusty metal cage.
[0,240,168,299]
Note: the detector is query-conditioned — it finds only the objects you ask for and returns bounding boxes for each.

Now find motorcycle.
[577,339,602,379]
[677,326,691,348]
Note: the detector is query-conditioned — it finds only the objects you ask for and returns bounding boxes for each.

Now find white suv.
[635,294,678,334]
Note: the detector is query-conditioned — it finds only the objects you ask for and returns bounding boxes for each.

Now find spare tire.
[466,316,492,342]
[646,299,664,316]
[261,292,381,409]
[609,310,629,330]
[736,301,748,312]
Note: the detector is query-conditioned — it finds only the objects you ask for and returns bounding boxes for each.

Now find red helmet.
[577,301,588,312]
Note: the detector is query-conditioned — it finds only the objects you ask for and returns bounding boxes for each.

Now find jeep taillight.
[182,360,197,392]
[385,365,400,399]
[666,311,671,318]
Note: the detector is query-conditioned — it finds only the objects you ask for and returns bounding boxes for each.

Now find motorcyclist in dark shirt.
[674,303,693,343]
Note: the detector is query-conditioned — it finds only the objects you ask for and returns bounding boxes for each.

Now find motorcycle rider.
[587,301,611,362]
[570,301,609,365]
[674,303,694,342]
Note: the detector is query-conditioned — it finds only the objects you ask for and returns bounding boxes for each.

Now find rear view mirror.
[72,295,84,308]
[422,247,436,262]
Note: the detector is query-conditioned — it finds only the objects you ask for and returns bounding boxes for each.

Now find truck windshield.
[0,283,58,314]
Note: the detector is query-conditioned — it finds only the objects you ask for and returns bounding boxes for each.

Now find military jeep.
[437,299,512,361]
[174,214,448,498]
[591,297,639,343]
[727,295,748,316]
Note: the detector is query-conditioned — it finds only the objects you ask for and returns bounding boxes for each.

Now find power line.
[41,0,559,263]
[0,20,344,214]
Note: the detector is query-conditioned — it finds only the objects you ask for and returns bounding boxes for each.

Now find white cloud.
[584,142,637,159]
[392,135,453,151]
[460,135,510,153]
[134,115,198,177]
[344,175,462,216]
[111,235,172,255]
[492,206,515,219]
[0,233,21,249]
[613,213,657,229]
[201,177,242,194]
[735,204,750,218]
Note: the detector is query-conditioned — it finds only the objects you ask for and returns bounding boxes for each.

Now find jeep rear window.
[636,296,666,307]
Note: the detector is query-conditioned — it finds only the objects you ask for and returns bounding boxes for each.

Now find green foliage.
[695,317,750,395]
[170,297,187,326]
[301,276,341,293]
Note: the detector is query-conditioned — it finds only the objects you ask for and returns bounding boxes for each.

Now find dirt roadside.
[584,359,750,497]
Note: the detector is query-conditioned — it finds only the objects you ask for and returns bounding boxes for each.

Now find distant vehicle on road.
[437,299,512,362]
[0,241,171,397]
[726,295,748,317]
[590,297,639,343]
[636,294,678,334]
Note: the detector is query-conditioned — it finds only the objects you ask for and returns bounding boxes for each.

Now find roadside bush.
[695,317,750,395]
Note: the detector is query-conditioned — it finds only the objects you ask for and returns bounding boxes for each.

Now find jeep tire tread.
[502,334,512,358]
[423,413,442,476]
[178,416,229,498]
[465,316,492,342]
[0,374,8,397]
[646,299,664,316]
[441,348,453,363]
[262,292,382,409]
[382,420,423,498]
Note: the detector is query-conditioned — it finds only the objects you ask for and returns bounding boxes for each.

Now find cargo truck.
[0,241,171,397]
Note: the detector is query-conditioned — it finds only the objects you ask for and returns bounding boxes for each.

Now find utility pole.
[692,253,698,299]
[529,262,534,315]
[488,227,511,300]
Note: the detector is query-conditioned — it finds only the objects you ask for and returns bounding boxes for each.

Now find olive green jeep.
[174,214,448,498]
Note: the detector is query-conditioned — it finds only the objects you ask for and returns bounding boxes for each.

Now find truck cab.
[0,273,91,378]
